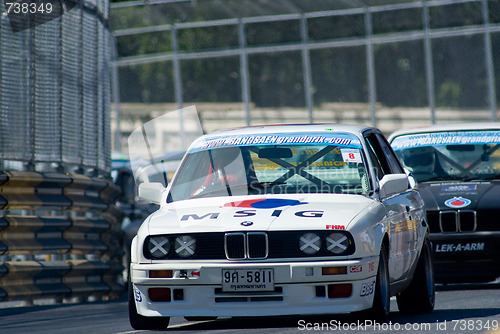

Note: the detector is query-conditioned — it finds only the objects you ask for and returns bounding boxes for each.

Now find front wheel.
[396,237,435,314]
[353,243,390,322]
[128,279,170,330]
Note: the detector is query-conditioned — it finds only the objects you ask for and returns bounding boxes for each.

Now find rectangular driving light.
[322,266,347,275]
[149,270,173,278]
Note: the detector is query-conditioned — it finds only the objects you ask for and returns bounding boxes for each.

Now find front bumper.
[131,257,378,317]
[431,232,500,283]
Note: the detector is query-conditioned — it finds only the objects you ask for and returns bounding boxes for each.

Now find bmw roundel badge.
[240,221,254,227]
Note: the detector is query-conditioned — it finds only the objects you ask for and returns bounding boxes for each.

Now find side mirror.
[138,182,166,204]
[379,173,409,198]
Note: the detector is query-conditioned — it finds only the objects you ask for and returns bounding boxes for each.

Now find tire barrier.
[0,171,124,304]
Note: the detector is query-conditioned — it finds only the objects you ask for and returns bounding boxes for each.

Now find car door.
[364,131,418,284]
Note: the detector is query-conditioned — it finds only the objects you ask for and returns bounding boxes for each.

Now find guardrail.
[0,171,124,305]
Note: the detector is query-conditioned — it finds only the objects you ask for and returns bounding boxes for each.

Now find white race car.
[128,124,434,330]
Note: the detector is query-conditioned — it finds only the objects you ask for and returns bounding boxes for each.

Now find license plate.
[222,268,274,292]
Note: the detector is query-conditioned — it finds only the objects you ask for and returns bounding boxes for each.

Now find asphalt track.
[1,283,499,334]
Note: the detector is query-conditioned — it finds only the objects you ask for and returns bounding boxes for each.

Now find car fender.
[130,236,138,264]
[348,202,389,259]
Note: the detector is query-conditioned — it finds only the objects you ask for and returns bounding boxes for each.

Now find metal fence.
[111,0,500,150]
[0,1,123,306]
[0,0,113,175]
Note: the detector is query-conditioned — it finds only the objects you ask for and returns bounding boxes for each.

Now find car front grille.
[225,232,268,260]
[428,210,477,233]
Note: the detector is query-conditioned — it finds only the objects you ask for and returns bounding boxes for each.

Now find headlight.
[148,236,171,259]
[326,232,350,255]
[174,235,197,258]
[298,232,321,255]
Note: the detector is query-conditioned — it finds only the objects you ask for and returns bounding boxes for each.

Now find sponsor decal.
[240,221,253,227]
[435,242,485,253]
[326,225,345,230]
[349,265,362,273]
[189,132,362,153]
[360,281,375,297]
[181,209,323,221]
[181,212,219,221]
[134,288,142,302]
[190,271,201,277]
[368,262,375,273]
[295,211,323,218]
[441,184,477,192]
[223,198,306,209]
[391,130,500,151]
[444,197,472,208]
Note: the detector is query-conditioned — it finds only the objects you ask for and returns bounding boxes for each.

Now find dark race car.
[389,123,500,284]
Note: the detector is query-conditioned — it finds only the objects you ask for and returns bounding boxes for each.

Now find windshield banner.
[188,132,362,153]
[391,130,500,151]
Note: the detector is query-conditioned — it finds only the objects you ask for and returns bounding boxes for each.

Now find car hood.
[417,180,500,211]
[145,194,375,235]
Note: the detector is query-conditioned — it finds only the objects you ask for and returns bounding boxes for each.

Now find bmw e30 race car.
[389,123,500,284]
[128,124,434,330]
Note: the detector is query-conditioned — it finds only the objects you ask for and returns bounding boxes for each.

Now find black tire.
[128,280,170,330]
[353,243,390,322]
[184,316,218,321]
[396,237,435,314]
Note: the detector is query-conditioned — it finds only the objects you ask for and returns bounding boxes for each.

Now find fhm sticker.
[444,197,471,208]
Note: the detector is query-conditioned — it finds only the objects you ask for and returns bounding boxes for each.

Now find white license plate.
[222,268,274,292]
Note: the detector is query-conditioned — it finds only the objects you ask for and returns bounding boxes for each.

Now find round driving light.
[298,233,321,255]
[148,236,170,259]
[326,232,349,254]
[174,236,197,258]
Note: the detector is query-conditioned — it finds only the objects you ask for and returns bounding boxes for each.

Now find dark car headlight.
[147,236,171,259]
[174,235,197,258]
[298,232,322,255]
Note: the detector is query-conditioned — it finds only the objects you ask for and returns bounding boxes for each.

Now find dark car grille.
[145,230,355,260]
[225,232,269,260]
[428,210,478,233]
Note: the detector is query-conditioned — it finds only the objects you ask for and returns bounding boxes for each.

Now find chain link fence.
[111,0,500,152]
[0,0,113,175]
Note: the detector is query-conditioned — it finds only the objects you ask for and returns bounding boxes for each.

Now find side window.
[374,134,405,174]
[365,133,391,178]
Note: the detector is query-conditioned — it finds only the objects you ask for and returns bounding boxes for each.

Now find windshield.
[168,134,370,202]
[391,130,500,182]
